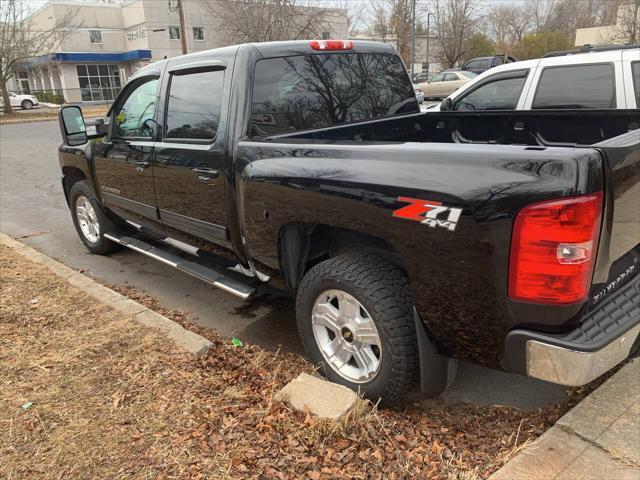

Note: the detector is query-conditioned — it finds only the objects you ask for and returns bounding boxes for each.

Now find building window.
[76,64,121,102]
[89,30,103,44]
[192,26,204,41]
[169,26,180,40]
[17,71,30,93]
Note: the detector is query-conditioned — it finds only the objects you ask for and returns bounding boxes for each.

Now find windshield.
[250,53,419,137]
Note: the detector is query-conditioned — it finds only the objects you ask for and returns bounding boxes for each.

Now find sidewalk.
[491,359,640,480]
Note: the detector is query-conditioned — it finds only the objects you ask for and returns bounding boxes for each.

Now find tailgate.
[591,130,640,305]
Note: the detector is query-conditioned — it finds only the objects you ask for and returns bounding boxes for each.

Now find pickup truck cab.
[433,45,640,112]
[58,40,640,404]
[462,54,517,74]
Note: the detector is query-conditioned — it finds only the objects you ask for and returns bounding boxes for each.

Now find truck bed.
[263,109,639,147]
[239,109,639,367]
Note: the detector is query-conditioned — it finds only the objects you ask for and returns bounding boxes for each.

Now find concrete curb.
[0,232,213,357]
[490,359,640,480]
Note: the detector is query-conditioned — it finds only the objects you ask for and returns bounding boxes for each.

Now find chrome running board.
[104,233,256,300]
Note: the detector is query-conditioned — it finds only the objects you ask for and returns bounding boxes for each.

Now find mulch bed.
[1,244,605,479]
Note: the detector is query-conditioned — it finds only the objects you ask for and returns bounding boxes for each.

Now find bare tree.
[527,0,556,32]
[0,0,76,113]
[388,0,413,66]
[335,0,367,37]
[365,0,391,42]
[205,0,336,44]
[612,0,640,44]
[362,0,415,66]
[430,0,479,68]
[487,4,530,52]
[548,0,622,40]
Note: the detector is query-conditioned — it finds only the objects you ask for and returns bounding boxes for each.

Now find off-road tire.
[69,180,119,255]
[296,254,418,405]
[20,99,33,110]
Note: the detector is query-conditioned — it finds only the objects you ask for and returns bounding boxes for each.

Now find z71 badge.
[393,196,462,232]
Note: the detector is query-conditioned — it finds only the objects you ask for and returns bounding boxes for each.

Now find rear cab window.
[532,63,615,109]
[250,53,419,137]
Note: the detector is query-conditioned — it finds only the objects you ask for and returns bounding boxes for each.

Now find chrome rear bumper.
[504,274,640,386]
[526,323,640,386]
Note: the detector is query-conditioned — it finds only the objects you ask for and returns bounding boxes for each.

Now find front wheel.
[69,180,119,255]
[20,99,33,110]
[296,254,418,405]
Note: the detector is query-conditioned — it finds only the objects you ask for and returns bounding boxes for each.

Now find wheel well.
[278,223,405,290]
[61,167,87,205]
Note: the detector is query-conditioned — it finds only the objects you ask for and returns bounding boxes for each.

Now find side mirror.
[59,106,87,146]
[86,116,110,137]
[440,97,453,111]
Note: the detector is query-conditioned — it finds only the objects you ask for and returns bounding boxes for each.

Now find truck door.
[153,62,230,245]
[93,75,160,225]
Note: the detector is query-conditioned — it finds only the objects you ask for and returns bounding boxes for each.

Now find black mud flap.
[414,308,456,397]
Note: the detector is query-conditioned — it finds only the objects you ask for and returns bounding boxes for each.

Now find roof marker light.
[310,40,353,51]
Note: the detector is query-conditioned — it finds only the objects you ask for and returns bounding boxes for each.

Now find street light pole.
[410,0,416,77]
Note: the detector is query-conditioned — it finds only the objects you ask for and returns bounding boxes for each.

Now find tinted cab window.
[251,53,418,136]
[165,69,224,140]
[533,64,615,109]
[454,74,527,111]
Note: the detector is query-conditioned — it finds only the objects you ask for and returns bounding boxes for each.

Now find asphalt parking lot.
[0,120,570,410]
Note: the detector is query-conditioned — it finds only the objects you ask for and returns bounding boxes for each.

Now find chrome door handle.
[191,167,219,182]
[132,160,150,172]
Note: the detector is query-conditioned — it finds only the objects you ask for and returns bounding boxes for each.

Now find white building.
[575,3,640,46]
[9,0,348,103]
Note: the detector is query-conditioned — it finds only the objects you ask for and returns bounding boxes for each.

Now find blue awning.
[51,50,152,62]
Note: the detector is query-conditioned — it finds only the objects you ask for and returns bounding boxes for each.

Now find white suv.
[0,92,39,110]
[432,46,639,112]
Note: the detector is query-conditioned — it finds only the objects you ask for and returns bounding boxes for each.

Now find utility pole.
[410,0,416,77]
[425,12,433,77]
[177,0,187,55]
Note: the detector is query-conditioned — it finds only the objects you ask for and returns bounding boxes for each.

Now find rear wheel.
[20,99,33,110]
[69,180,119,254]
[296,254,418,405]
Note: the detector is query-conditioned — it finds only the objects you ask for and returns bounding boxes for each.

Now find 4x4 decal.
[393,196,462,232]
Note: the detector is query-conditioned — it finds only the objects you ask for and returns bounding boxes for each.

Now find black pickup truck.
[58,40,640,404]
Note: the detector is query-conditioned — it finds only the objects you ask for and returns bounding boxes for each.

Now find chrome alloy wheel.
[75,195,100,243]
[311,289,382,383]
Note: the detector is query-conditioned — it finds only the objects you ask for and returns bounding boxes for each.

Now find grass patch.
[0,243,598,479]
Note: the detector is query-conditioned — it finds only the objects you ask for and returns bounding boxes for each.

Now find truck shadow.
[233,287,304,356]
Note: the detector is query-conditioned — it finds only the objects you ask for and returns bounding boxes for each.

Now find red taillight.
[509,192,603,304]
[310,40,353,51]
